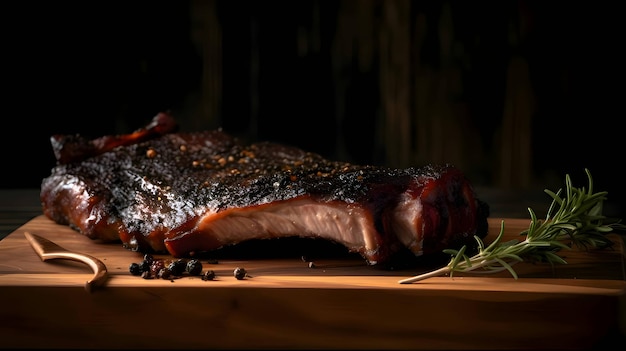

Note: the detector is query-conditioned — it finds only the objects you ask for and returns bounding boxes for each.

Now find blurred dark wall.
[2,0,623,216]
[3,1,200,187]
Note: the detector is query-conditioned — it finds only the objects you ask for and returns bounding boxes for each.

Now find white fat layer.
[196,198,378,254]
[391,192,424,256]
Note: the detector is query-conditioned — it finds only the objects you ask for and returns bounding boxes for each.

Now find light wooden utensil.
[24,231,108,292]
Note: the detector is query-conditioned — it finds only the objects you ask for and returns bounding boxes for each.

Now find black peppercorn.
[157,268,172,279]
[129,262,142,276]
[186,259,203,276]
[150,259,166,276]
[168,259,187,276]
[202,270,216,281]
[234,267,248,280]
[139,259,151,272]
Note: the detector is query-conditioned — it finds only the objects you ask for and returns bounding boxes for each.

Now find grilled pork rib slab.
[41,113,489,266]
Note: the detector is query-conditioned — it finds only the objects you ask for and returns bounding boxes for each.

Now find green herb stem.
[398,168,625,284]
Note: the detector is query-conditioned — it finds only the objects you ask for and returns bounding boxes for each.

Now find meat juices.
[41,112,489,267]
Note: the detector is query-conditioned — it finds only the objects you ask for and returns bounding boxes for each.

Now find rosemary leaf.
[398,168,625,284]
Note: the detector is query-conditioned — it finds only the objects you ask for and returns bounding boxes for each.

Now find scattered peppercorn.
[186,259,203,276]
[202,270,216,281]
[168,259,187,276]
[157,268,172,280]
[139,260,151,273]
[128,255,228,281]
[150,259,166,276]
[129,262,142,276]
[234,267,248,280]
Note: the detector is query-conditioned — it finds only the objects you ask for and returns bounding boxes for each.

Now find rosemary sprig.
[398,168,626,284]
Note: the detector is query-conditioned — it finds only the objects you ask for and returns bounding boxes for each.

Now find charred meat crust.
[41,112,489,266]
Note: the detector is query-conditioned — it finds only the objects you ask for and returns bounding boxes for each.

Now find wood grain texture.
[0,215,624,349]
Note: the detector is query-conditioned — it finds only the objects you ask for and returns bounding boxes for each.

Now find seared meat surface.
[41,112,489,266]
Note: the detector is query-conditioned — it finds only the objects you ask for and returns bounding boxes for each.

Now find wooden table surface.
[1,188,625,350]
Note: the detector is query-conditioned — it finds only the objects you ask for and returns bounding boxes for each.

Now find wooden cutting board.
[0,215,624,350]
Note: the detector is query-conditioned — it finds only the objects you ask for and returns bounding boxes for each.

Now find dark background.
[2,0,624,218]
